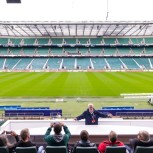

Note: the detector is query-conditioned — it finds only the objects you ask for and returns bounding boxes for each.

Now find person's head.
[0,134,14,148]
[0,135,8,146]
[20,128,30,141]
[137,130,150,142]
[109,131,118,143]
[88,103,94,113]
[54,122,62,135]
[80,130,89,141]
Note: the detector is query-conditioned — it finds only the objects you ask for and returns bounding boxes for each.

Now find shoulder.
[115,141,124,146]
[99,140,110,145]
[90,142,97,147]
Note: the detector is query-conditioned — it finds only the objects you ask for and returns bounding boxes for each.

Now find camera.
[6,131,12,134]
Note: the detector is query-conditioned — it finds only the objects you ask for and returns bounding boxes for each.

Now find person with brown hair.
[71,130,97,153]
[44,122,71,153]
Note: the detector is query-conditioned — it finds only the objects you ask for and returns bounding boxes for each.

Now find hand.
[107,113,113,118]
[1,130,6,134]
[60,122,64,127]
[50,122,55,128]
[11,131,17,136]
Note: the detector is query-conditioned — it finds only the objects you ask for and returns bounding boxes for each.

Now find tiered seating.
[90,48,101,55]
[78,38,90,44]
[63,38,76,44]
[120,58,139,69]
[77,58,91,69]
[47,58,61,69]
[37,38,49,45]
[5,108,62,117]
[90,38,102,44]
[91,58,106,69]
[24,38,35,45]
[0,105,21,110]
[104,48,116,56]
[0,38,8,45]
[117,48,131,55]
[98,107,153,119]
[132,48,144,55]
[10,48,21,55]
[0,37,153,71]
[30,58,47,70]
[23,48,35,55]
[38,48,50,55]
[65,48,77,54]
[117,38,129,44]
[10,38,21,45]
[104,38,116,45]
[5,58,21,70]
[0,58,4,69]
[134,58,151,69]
[14,58,32,70]
[130,38,139,44]
[79,48,88,55]
[0,48,8,55]
[102,106,134,109]
[146,47,153,55]
[106,58,122,70]
[145,38,153,44]
[51,48,63,55]
[51,38,63,44]
[62,58,75,69]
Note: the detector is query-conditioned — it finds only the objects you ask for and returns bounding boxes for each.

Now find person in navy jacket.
[74,103,112,125]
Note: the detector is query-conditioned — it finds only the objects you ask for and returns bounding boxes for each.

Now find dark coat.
[76,109,108,125]
[71,140,97,153]
[131,138,153,151]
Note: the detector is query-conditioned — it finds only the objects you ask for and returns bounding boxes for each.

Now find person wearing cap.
[74,103,112,125]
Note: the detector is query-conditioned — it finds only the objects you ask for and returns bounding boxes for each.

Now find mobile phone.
[6,131,12,134]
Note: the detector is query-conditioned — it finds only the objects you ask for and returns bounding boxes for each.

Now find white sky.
[0,0,153,21]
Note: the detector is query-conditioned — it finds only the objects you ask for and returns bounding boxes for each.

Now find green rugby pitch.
[0,72,153,97]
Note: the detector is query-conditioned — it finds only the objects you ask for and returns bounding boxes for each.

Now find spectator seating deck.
[98,109,153,118]
[116,112,153,119]
[5,109,62,117]
[102,106,134,110]
[0,105,21,110]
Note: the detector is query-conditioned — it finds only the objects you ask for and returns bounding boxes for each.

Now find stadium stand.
[102,106,134,110]
[4,109,62,118]
[0,25,153,71]
[0,105,21,110]
[98,109,153,119]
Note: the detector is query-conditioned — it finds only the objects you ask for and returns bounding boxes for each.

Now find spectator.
[98,131,128,153]
[74,103,112,125]
[14,128,44,153]
[0,131,19,153]
[130,130,153,152]
[44,122,71,153]
[71,130,97,153]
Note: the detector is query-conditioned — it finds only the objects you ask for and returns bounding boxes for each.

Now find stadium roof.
[1,21,153,37]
